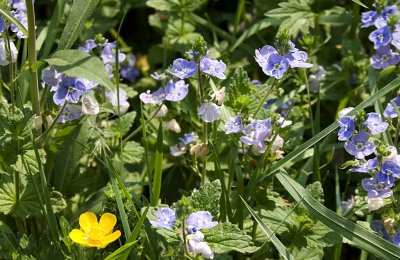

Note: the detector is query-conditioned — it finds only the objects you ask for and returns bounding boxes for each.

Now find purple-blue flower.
[370,45,400,69]
[384,96,400,118]
[79,39,97,53]
[225,116,243,134]
[120,54,139,83]
[255,45,278,68]
[42,68,61,87]
[198,102,221,122]
[139,87,165,105]
[344,131,375,159]
[58,104,82,123]
[349,158,378,173]
[361,11,377,28]
[370,220,391,242]
[200,57,227,79]
[364,112,389,135]
[186,211,218,234]
[101,42,126,64]
[369,26,391,49]
[51,76,88,105]
[285,51,313,68]
[338,116,355,141]
[169,58,198,79]
[239,119,272,154]
[179,133,198,145]
[0,18,5,33]
[263,53,289,79]
[150,208,176,229]
[393,232,400,246]
[164,80,189,102]
[382,5,398,19]
[10,9,27,39]
[362,177,393,199]
[377,161,400,186]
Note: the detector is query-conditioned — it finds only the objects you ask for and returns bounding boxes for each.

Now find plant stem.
[26,0,41,119]
[253,79,277,118]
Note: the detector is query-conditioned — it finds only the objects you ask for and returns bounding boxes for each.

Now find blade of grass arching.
[230,18,272,52]
[151,122,163,206]
[352,0,368,8]
[275,171,400,259]
[57,0,99,50]
[104,241,137,260]
[233,0,246,36]
[41,0,66,58]
[241,197,295,260]
[0,5,28,37]
[266,76,400,177]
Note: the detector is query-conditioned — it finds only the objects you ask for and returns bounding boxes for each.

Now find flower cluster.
[361,4,400,69]
[255,41,312,79]
[149,208,217,259]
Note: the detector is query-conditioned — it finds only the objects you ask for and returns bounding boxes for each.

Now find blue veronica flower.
[362,176,393,199]
[225,115,243,134]
[253,118,272,138]
[364,112,389,135]
[250,80,263,86]
[349,157,378,173]
[169,58,198,79]
[370,221,392,242]
[255,45,278,68]
[79,39,97,53]
[58,104,82,123]
[0,18,5,33]
[42,68,61,87]
[164,80,189,102]
[361,10,378,28]
[10,9,27,39]
[187,231,214,259]
[279,99,294,117]
[374,16,388,28]
[263,53,289,79]
[377,161,400,186]
[391,31,400,49]
[382,5,398,19]
[101,41,126,64]
[370,45,400,69]
[150,208,176,229]
[52,76,89,105]
[338,116,355,141]
[0,39,18,66]
[179,133,198,145]
[393,232,400,246]
[369,26,391,49]
[200,57,227,79]
[285,50,313,68]
[198,101,221,122]
[263,98,278,109]
[239,119,272,154]
[139,87,165,105]
[186,211,218,234]
[120,55,139,83]
[344,131,375,159]
[170,144,186,156]
[106,89,130,114]
[384,96,400,118]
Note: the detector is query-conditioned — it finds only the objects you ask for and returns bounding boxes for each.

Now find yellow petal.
[69,229,88,245]
[99,213,117,235]
[101,230,121,247]
[79,212,98,233]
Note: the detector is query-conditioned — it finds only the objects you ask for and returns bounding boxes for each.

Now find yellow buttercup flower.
[69,212,121,248]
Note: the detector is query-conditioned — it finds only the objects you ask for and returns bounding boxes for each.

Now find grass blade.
[275,171,400,259]
[352,0,368,9]
[151,122,163,206]
[104,241,137,260]
[0,5,28,37]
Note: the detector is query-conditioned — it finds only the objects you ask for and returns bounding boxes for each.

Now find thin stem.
[253,79,277,118]
[5,30,15,113]
[26,0,41,119]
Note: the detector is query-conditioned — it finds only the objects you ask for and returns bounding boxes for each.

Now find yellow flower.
[69,212,121,248]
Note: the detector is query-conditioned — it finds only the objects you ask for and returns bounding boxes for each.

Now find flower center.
[375,183,383,191]
[382,55,389,61]
[378,33,384,42]
[356,143,364,150]
[68,86,75,93]
[386,170,392,176]
[273,63,281,70]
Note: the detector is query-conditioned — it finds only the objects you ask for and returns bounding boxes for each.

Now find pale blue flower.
[150,208,176,229]
[338,116,355,141]
[362,177,393,199]
[198,102,221,122]
[263,53,289,79]
[344,131,375,159]
[139,87,165,105]
[200,57,227,79]
[186,211,218,234]
[384,96,400,118]
[377,161,400,186]
[361,11,377,28]
[369,26,391,49]
[225,116,242,134]
[164,80,189,102]
[364,112,388,135]
[169,58,198,79]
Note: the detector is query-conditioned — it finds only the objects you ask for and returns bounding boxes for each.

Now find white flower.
[276,116,292,128]
[365,196,385,212]
[165,119,181,133]
[170,145,186,157]
[187,231,214,259]
[33,116,42,131]
[81,96,99,115]
[211,87,225,105]
[0,39,18,66]
[152,104,168,118]
[198,102,221,122]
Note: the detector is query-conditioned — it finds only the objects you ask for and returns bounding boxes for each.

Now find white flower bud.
[165,119,181,133]
[33,116,42,131]
[152,104,168,118]
[365,196,385,212]
[81,96,99,115]
[211,87,225,105]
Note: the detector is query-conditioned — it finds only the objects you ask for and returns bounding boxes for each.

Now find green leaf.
[205,222,258,254]
[306,182,324,204]
[275,171,400,259]
[147,0,201,12]
[225,67,254,111]
[105,242,137,260]
[12,149,45,175]
[50,190,67,213]
[352,0,368,8]
[119,141,144,165]
[191,180,222,219]
[110,111,137,138]
[0,4,28,37]
[151,122,163,206]
[45,50,113,89]
[57,0,100,50]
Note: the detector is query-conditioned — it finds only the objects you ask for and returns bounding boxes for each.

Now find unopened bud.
[152,104,168,118]
[46,115,53,127]
[190,143,208,158]
[82,96,99,115]
[33,116,42,131]
[165,119,181,133]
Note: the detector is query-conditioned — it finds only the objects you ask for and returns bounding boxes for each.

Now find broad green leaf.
[104,242,137,260]
[205,222,258,254]
[57,0,99,50]
[275,171,400,259]
[147,0,201,12]
[151,122,163,206]
[225,67,254,112]
[12,149,45,175]
[191,179,221,219]
[119,141,144,165]
[45,50,113,89]
[0,4,28,37]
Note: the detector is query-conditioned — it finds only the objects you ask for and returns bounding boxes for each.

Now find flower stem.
[25,0,41,119]
[253,78,277,118]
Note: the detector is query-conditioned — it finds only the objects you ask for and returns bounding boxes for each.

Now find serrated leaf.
[225,67,253,111]
[50,190,67,213]
[110,111,136,138]
[57,0,99,50]
[119,141,144,165]
[306,182,324,204]
[45,50,113,89]
[12,149,46,175]
[205,222,258,254]
[191,180,221,218]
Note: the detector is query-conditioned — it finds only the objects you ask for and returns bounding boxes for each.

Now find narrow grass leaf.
[352,0,368,8]
[57,0,99,50]
[104,241,137,260]
[275,171,400,259]
[41,0,66,58]
[241,197,294,260]
[0,5,28,37]
[151,122,163,206]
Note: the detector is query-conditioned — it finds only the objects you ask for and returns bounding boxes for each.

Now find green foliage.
[191,179,222,218]
[225,67,254,112]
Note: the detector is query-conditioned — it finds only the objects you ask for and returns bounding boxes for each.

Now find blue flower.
[198,102,221,122]
[179,133,198,145]
[120,55,139,83]
[263,53,289,79]
[384,96,400,118]
[344,131,375,159]
[364,112,389,135]
[169,58,198,79]
[150,208,176,229]
[58,104,82,123]
[0,18,5,33]
[200,57,227,79]
[106,89,130,114]
[362,177,393,199]
[374,16,388,28]
[79,39,97,53]
[101,42,126,64]
[338,116,355,141]
[369,26,391,49]
[255,45,278,68]
[42,68,61,87]
[393,232,400,246]
[0,39,18,66]
[187,231,214,259]
[349,158,378,173]
[139,87,165,105]
[225,116,242,134]
[377,161,400,186]
[391,32,400,49]
[370,221,391,242]
[52,76,88,105]
[361,11,377,28]
[10,9,27,39]
[285,50,313,68]
[164,80,189,102]
[370,45,400,69]
[186,211,218,234]
[382,5,398,19]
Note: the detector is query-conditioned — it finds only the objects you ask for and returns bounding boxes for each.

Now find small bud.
[33,116,42,131]
[82,96,99,115]
[46,115,53,127]
[152,104,168,118]
[190,143,208,158]
[137,55,150,73]
[165,119,181,133]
